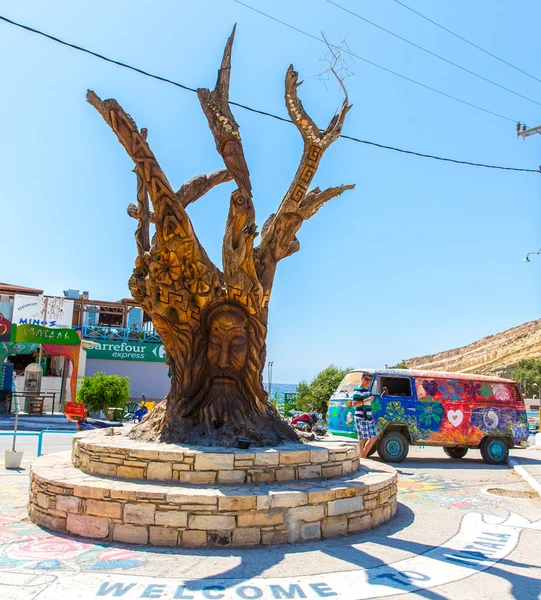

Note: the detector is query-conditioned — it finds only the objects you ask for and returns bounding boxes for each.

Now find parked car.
[328,368,529,465]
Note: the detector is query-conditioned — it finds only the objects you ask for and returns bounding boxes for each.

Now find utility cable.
[327,0,541,108]
[233,1,519,124]
[0,13,538,174]
[394,0,541,85]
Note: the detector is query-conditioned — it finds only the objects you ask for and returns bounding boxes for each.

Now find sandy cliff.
[405,319,541,377]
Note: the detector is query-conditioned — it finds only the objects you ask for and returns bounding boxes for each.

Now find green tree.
[76,371,131,414]
[296,365,351,415]
[512,359,541,398]
[388,361,408,369]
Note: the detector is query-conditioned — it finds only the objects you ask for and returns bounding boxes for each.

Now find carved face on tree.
[207,306,248,386]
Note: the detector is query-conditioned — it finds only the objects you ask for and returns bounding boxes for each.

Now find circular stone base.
[73,429,360,484]
[30,451,397,547]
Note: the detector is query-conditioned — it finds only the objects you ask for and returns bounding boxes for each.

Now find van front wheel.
[377,431,409,463]
[480,437,509,465]
[444,446,468,459]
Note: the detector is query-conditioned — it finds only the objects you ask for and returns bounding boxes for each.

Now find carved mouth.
[213,376,236,385]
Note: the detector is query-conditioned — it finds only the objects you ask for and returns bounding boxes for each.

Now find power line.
[327,0,541,108]
[394,0,541,85]
[0,12,538,174]
[233,0,519,124]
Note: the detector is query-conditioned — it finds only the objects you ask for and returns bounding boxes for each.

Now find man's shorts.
[355,413,377,439]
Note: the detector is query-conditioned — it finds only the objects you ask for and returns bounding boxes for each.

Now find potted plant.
[5,395,23,469]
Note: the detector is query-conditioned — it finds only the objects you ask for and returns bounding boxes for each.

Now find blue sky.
[1,0,540,383]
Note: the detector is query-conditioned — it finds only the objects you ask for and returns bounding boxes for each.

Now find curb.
[508,457,541,498]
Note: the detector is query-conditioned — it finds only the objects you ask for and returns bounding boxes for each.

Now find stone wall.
[30,451,397,547]
[72,432,360,484]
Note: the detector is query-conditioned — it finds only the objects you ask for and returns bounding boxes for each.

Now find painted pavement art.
[1,469,540,599]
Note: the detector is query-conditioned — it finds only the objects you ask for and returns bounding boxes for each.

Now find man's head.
[361,372,373,390]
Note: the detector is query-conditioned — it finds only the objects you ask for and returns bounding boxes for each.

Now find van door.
[372,375,418,440]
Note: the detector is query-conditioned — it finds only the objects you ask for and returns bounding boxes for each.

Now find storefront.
[84,341,169,400]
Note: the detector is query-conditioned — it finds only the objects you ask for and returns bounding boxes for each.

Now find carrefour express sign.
[86,341,166,363]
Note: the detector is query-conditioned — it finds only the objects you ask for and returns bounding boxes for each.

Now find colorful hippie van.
[327,369,529,464]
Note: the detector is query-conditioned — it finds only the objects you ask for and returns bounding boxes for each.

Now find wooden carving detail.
[87,28,355,446]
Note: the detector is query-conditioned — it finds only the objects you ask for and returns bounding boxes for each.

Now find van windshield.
[336,372,372,397]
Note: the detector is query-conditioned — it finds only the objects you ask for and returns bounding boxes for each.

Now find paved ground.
[0,435,540,600]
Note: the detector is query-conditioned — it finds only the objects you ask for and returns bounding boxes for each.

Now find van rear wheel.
[377,431,409,463]
[444,446,468,459]
[480,437,509,465]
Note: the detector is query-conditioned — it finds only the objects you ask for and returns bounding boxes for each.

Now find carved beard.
[183,366,259,429]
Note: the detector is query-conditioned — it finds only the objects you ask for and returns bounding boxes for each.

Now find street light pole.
[267,361,274,404]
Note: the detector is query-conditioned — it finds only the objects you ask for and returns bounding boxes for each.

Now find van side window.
[378,377,412,397]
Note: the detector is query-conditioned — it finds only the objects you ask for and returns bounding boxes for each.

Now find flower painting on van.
[492,384,513,402]
[463,382,482,401]
[417,397,443,429]
[439,379,464,402]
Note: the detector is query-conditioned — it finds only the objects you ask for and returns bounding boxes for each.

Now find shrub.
[76,371,130,414]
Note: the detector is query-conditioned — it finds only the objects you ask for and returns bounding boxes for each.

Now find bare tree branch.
[176,169,232,208]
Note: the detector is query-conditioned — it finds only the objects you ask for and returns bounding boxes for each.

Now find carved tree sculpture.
[88,28,354,446]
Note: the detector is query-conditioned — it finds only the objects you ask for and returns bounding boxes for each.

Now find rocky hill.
[405,318,541,377]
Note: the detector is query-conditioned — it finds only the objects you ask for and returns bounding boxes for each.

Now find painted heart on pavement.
[447,409,464,428]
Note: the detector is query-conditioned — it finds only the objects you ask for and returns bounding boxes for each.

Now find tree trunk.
[87,27,354,447]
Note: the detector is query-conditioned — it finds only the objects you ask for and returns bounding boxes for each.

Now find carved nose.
[218,343,230,369]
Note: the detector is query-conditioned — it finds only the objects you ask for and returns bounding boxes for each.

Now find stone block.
[279,450,310,465]
[123,460,147,467]
[218,496,257,511]
[182,530,207,547]
[56,495,81,513]
[322,465,343,478]
[194,453,234,471]
[173,463,191,471]
[208,532,232,547]
[155,510,188,527]
[309,449,329,463]
[188,515,235,530]
[237,511,284,527]
[287,505,325,522]
[257,496,271,510]
[348,515,372,532]
[86,499,122,519]
[117,466,145,479]
[298,465,322,479]
[166,491,217,505]
[113,524,148,544]
[33,508,66,532]
[270,491,308,508]
[73,485,105,500]
[110,488,137,501]
[332,486,357,499]
[341,460,353,474]
[364,498,378,511]
[379,487,393,503]
[253,451,279,466]
[234,460,253,467]
[149,526,179,546]
[328,496,364,516]
[322,516,348,537]
[67,514,109,539]
[128,449,155,459]
[370,507,386,527]
[307,489,334,503]
[275,469,295,482]
[261,530,289,545]
[157,450,184,461]
[233,527,261,545]
[330,451,347,461]
[249,471,275,484]
[89,461,118,477]
[217,470,246,484]
[147,462,173,481]
[37,492,50,509]
[137,490,166,501]
[100,456,124,465]
[301,521,321,540]
[124,502,156,524]
[178,471,217,484]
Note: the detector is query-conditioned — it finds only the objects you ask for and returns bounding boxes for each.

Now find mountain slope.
[405,319,541,377]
